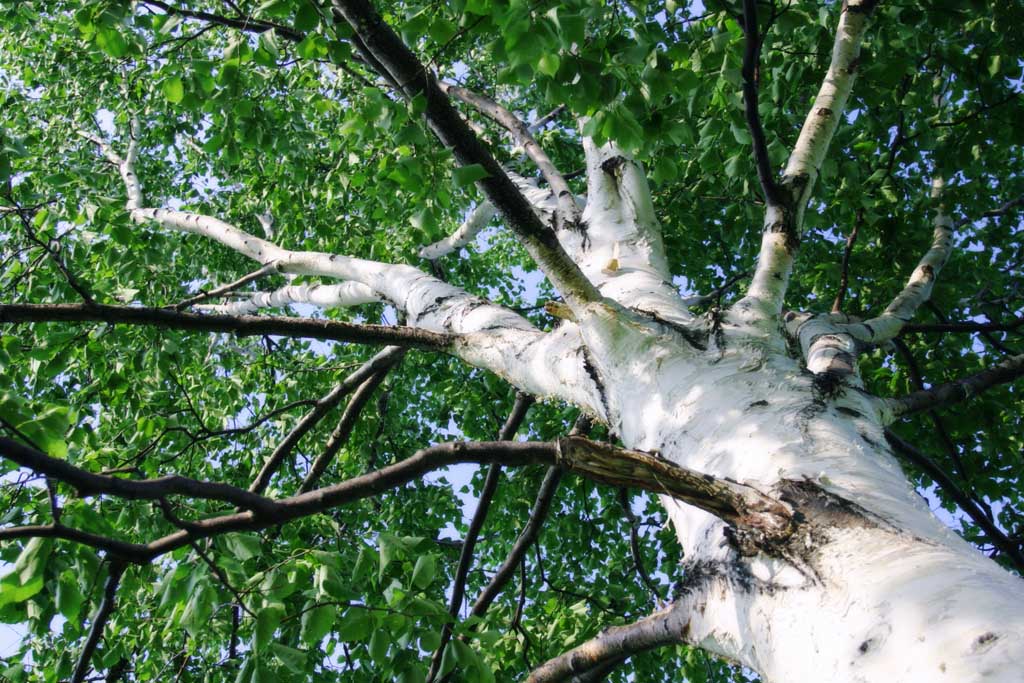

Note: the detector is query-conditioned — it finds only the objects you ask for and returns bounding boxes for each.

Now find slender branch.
[331,0,601,309]
[440,82,581,228]
[0,303,453,351]
[0,436,280,514]
[901,318,1024,334]
[71,560,127,683]
[139,0,304,42]
[739,0,783,207]
[471,465,563,619]
[883,353,1024,421]
[885,431,1024,571]
[618,488,663,602]
[173,261,281,311]
[0,524,150,563]
[298,353,406,492]
[831,208,863,313]
[956,194,1024,228]
[426,393,533,683]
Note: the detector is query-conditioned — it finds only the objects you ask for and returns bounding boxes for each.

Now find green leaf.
[537,53,561,77]
[294,2,320,32]
[162,76,185,104]
[299,604,335,645]
[336,608,371,641]
[452,164,490,188]
[254,604,284,652]
[410,554,436,589]
[270,643,306,673]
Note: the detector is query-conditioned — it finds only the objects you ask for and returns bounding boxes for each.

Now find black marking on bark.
[835,406,863,418]
[972,632,999,652]
[581,346,611,418]
[858,639,873,654]
[747,400,770,410]
[630,307,708,351]
[600,155,627,175]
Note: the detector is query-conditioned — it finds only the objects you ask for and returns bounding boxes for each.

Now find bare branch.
[831,208,863,314]
[195,281,381,315]
[741,0,879,312]
[426,393,534,683]
[331,0,601,309]
[0,303,453,351]
[901,318,1024,334]
[174,261,281,311]
[298,353,405,492]
[526,602,689,682]
[884,431,1024,572]
[440,82,581,229]
[739,0,783,207]
[71,560,126,683]
[882,353,1024,421]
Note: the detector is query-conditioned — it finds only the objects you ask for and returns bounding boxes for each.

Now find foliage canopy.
[0,0,1022,682]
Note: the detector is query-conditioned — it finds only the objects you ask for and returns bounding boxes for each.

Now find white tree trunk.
[586,316,1024,682]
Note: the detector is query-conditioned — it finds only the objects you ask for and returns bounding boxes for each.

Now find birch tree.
[1,1,1023,682]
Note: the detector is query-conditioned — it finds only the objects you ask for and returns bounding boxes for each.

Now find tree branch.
[884,431,1024,572]
[883,353,1024,421]
[741,0,879,312]
[439,82,581,229]
[426,393,533,683]
[173,261,281,311]
[71,560,127,683]
[330,0,601,309]
[298,352,405,492]
[740,0,783,207]
[0,303,453,351]
[526,602,690,682]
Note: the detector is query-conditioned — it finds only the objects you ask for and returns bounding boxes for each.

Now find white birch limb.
[836,177,955,344]
[742,1,877,314]
[196,281,381,315]
[82,126,606,416]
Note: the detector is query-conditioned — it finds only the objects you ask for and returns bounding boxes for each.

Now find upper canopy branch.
[439,81,582,230]
[330,0,602,310]
[740,0,879,313]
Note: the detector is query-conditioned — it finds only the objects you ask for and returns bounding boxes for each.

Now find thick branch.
[883,353,1024,421]
[197,281,381,315]
[0,303,452,351]
[526,602,689,682]
[741,0,878,312]
[331,0,601,309]
[838,177,954,343]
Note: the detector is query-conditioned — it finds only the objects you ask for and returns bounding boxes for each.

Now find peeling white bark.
[838,177,956,344]
[743,1,874,314]
[196,281,381,315]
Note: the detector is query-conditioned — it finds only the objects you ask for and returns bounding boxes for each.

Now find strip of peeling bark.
[741,0,878,312]
[881,353,1024,421]
[331,0,602,309]
[0,303,452,350]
